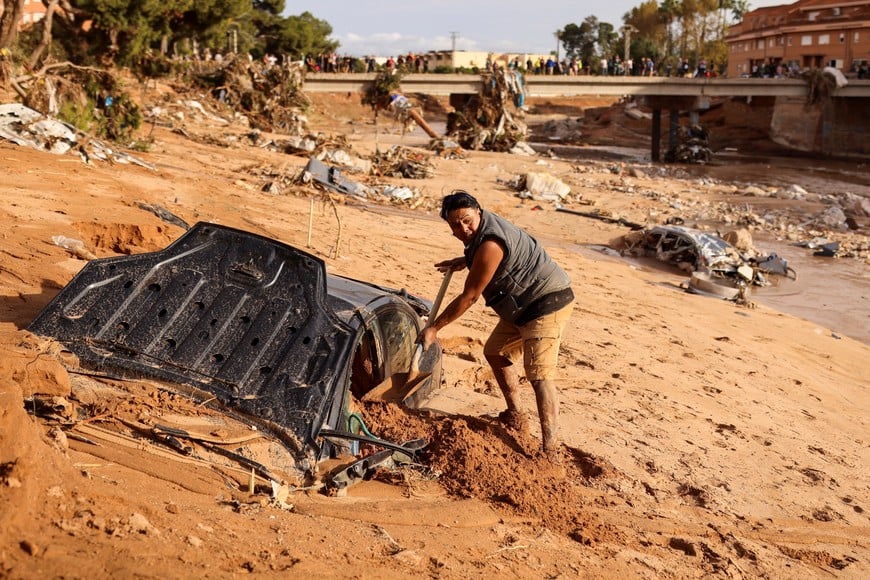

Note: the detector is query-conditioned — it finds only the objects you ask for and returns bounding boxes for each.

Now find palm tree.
[731,0,750,21]
[658,0,681,70]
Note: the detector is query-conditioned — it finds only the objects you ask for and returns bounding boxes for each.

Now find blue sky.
[288,1,785,57]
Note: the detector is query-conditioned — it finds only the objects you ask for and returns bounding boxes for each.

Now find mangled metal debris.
[799,238,841,257]
[0,103,155,169]
[296,157,427,205]
[28,223,442,489]
[325,438,426,496]
[300,157,372,198]
[622,225,796,301]
[665,124,712,164]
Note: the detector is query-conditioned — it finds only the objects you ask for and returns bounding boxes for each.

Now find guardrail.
[303,72,870,99]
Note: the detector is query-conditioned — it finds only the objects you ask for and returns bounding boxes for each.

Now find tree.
[173,0,252,52]
[0,0,24,50]
[625,0,665,40]
[731,0,750,21]
[624,0,667,63]
[658,0,681,68]
[560,17,599,66]
[272,11,336,59]
[69,0,194,64]
[598,21,618,58]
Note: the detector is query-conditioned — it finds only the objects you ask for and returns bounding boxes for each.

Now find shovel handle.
[427,269,453,327]
[411,269,453,375]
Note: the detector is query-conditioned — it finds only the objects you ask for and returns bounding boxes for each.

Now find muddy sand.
[0,88,868,578]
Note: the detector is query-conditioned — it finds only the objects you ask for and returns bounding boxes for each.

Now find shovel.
[362,268,453,403]
[408,268,453,381]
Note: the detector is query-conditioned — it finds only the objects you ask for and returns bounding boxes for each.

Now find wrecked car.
[622,225,796,300]
[28,222,441,490]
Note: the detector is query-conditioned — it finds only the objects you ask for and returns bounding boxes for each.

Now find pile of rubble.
[622,224,795,303]
[186,57,309,134]
[370,145,435,179]
[665,124,713,164]
[446,68,528,152]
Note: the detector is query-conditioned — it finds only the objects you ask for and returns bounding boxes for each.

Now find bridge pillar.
[669,109,679,157]
[449,93,473,109]
[644,96,706,163]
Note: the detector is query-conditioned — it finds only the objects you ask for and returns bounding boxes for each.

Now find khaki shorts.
[483,300,574,382]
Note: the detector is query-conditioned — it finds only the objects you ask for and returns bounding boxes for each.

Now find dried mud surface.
[0,88,867,579]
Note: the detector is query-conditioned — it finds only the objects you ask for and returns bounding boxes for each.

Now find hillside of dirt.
[0,78,867,578]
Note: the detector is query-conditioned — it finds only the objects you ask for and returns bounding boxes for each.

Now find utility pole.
[450,31,459,69]
[555,30,560,61]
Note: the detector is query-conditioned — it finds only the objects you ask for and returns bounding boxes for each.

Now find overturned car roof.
[29,223,381,449]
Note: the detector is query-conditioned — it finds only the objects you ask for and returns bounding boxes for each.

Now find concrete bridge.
[303,72,870,99]
[303,73,870,159]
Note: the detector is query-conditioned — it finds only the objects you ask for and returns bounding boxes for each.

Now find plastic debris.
[0,103,156,169]
[51,235,97,260]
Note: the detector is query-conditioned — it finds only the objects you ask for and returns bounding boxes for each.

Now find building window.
[855,32,860,43]
[769,38,774,47]
[757,39,764,49]
[801,35,813,46]
[788,36,793,46]
[808,11,819,21]
[840,34,845,44]
[819,34,830,45]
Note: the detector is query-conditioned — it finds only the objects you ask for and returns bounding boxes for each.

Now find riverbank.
[0,85,867,577]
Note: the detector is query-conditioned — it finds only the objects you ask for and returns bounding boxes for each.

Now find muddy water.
[553,144,869,344]
[577,239,869,344]
[749,235,869,344]
[685,152,870,197]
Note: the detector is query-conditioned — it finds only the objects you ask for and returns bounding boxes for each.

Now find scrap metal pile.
[622,225,796,302]
[446,68,528,152]
[665,124,713,164]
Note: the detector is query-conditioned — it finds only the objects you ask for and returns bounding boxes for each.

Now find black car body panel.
[28,222,440,463]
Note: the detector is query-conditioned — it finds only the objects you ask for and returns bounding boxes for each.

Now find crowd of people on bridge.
[299,50,726,79]
[174,45,864,81]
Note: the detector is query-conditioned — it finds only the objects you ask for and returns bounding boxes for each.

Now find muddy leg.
[485,353,525,428]
[531,379,559,453]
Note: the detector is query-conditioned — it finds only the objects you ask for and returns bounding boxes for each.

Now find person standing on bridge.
[419,191,575,460]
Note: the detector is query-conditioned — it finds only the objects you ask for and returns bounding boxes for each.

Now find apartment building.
[19,0,47,29]
[726,0,870,77]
